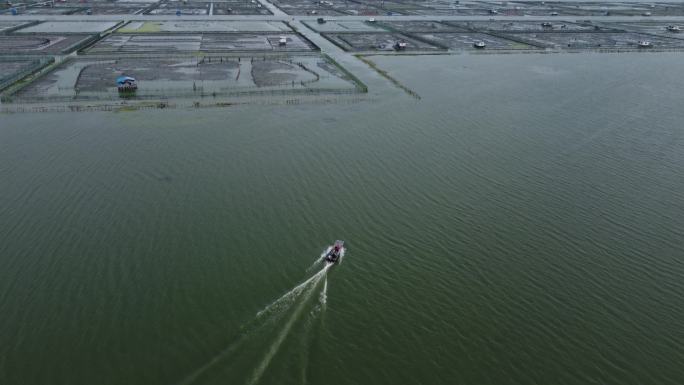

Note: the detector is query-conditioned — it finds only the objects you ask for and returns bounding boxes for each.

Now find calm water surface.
[1,52,683,385]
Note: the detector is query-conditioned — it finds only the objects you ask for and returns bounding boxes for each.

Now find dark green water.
[1,52,683,385]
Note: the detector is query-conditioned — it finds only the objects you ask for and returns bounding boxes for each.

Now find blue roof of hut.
[116,76,136,85]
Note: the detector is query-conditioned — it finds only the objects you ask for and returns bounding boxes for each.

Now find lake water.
[1,52,683,385]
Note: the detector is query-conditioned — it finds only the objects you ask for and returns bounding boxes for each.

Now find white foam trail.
[320,275,328,305]
[176,335,246,385]
[299,301,325,385]
[300,313,313,385]
[177,261,335,385]
[248,264,330,385]
[306,247,331,272]
[303,277,330,384]
[256,266,328,319]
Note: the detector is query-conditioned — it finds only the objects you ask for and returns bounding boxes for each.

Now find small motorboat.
[324,240,345,263]
[473,41,486,49]
[394,41,407,50]
[666,25,681,33]
[116,76,137,93]
[368,17,376,22]
[278,36,287,46]
[541,22,553,28]
[637,40,652,48]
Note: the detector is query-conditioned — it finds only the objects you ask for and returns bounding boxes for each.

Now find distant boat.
[541,22,553,28]
[473,41,486,49]
[279,36,287,46]
[637,40,652,48]
[394,41,407,50]
[317,17,326,24]
[117,76,137,93]
[368,17,376,22]
[666,25,681,32]
[550,11,558,16]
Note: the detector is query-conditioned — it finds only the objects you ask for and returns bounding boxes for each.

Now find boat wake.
[247,264,331,385]
[305,246,331,272]
[320,275,328,306]
[177,260,334,385]
[256,264,330,320]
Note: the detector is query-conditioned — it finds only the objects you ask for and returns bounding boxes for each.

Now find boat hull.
[324,240,345,263]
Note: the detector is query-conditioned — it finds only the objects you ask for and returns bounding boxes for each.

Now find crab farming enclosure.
[322,32,444,52]
[498,31,684,50]
[85,33,315,54]
[0,56,52,91]
[14,21,122,34]
[117,20,292,33]
[10,55,362,102]
[2,2,684,108]
[0,34,98,55]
